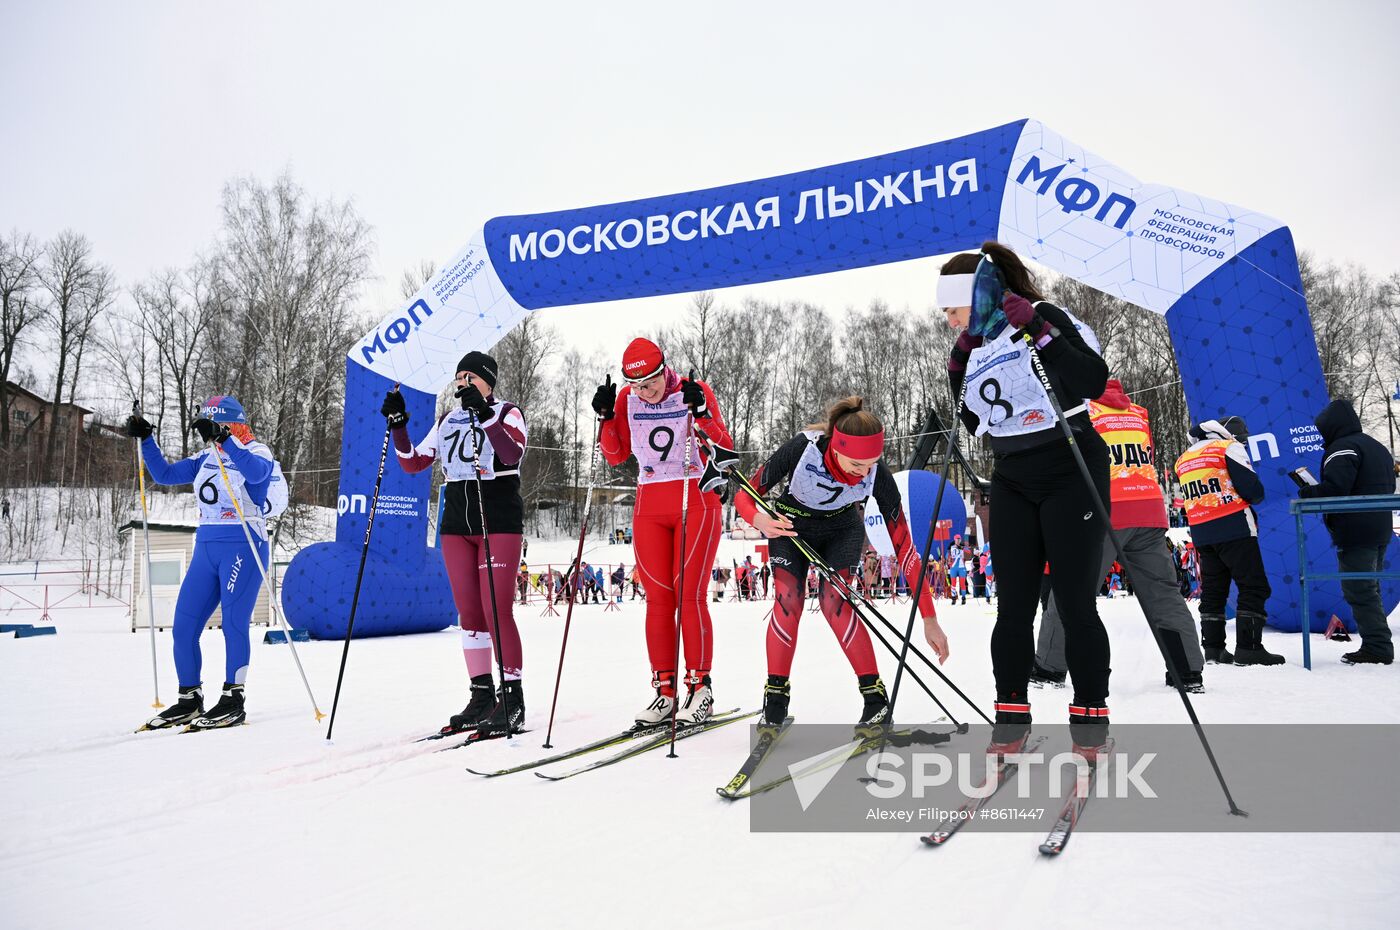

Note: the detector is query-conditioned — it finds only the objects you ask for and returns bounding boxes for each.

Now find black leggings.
[990,430,1112,705]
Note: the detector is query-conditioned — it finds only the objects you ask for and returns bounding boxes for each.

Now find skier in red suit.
[592,338,733,728]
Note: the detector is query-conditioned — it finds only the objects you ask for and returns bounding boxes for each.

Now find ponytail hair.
[811,395,884,439]
[938,240,1046,303]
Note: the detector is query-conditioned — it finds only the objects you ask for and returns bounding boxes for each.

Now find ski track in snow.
[2,535,1398,930]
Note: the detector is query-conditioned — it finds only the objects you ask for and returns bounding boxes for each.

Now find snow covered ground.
[3,536,1398,930]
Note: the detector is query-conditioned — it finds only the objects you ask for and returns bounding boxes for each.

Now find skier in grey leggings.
[1033,379,1204,691]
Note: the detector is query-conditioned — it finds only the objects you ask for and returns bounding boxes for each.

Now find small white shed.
[119,521,273,632]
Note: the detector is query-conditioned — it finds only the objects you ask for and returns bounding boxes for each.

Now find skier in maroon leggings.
[381,351,529,737]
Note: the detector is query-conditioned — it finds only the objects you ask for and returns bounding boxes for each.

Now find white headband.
[936,273,975,309]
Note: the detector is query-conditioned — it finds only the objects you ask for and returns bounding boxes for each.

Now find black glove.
[381,390,409,428]
[192,417,230,444]
[125,415,153,440]
[680,373,709,418]
[591,375,616,420]
[455,382,493,421]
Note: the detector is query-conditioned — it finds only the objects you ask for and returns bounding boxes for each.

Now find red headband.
[831,427,885,460]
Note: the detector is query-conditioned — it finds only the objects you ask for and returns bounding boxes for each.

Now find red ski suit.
[599,373,730,683]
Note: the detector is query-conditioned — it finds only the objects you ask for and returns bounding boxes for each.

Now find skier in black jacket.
[939,241,1111,750]
[1297,398,1397,664]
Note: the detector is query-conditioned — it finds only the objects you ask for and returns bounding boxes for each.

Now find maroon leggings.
[441,534,523,678]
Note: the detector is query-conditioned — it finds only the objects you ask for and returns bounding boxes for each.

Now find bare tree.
[207,173,374,503]
[399,259,437,300]
[0,230,44,448]
[123,263,221,455]
[37,231,112,483]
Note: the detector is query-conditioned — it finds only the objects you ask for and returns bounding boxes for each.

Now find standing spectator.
[592,564,606,603]
[517,560,530,605]
[1,497,9,521]
[947,534,968,604]
[879,554,895,598]
[930,551,945,600]
[1296,398,1395,665]
[1174,418,1283,666]
[630,564,645,601]
[611,563,626,601]
[759,561,771,598]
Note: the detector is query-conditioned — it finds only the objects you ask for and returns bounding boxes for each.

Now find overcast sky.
[4,0,1397,402]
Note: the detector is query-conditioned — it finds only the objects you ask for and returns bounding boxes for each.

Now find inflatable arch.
[282,119,1397,638]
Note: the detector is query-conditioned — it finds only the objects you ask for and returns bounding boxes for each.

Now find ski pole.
[667,374,697,758]
[207,437,325,722]
[133,400,163,710]
[1019,331,1247,817]
[886,378,969,726]
[326,411,393,740]
[543,412,604,749]
[465,405,513,731]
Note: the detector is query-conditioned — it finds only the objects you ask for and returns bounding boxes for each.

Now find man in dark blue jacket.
[1297,399,1396,665]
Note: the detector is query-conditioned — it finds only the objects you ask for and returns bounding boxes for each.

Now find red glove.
[948,331,983,372]
[1003,292,1051,341]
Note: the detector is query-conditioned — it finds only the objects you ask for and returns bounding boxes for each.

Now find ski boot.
[1029,662,1067,689]
[440,674,496,737]
[1341,649,1393,665]
[1165,670,1205,693]
[762,675,791,728]
[1068,701,1110,763]
[1201,615,1233,664]
[634,671,677,728]
[1233,612,1284,666]
[187,683,246,732]
[137,685,203,732]
[675,671,713,726]
[477,680,525,738]
[854,674,889,738]
[989,692,1033,756]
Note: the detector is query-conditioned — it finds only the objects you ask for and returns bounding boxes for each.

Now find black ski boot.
[1341,649,1393,665]
[1164,670,1205,693]
[477,680,525,738]
[1233,612,1284,666]
[138,685,203,732]
[762,675,791,727]
[1201,615,1233,664]
[441,674,496,736]
[1068,700,1110,761]
[855,674,889,736]
[1029,662,1067,689]
[990,691,1032,754]
[187,683,246,732]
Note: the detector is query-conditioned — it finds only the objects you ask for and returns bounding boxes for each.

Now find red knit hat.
[621,337,666,383]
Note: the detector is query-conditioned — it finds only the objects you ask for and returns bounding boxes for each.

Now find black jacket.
[1297,399,1396,548]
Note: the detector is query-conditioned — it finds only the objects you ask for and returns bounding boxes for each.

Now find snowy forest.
[4,171,1400,554]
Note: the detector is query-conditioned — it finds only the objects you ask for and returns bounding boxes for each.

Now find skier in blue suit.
[128,396,285,732]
